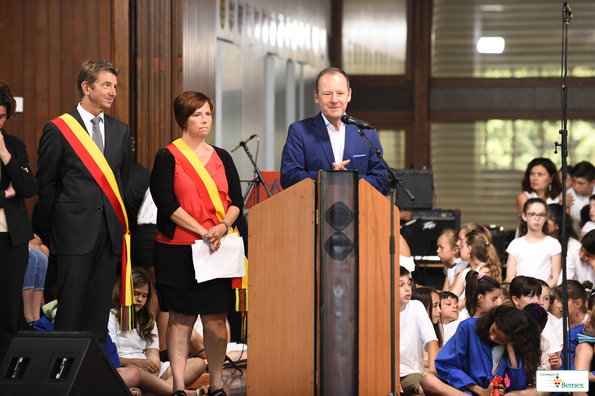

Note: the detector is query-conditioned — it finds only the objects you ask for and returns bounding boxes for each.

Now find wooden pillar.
[409,0,432,169]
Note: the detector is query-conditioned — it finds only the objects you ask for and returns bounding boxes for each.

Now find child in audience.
[450,230,502,302]
[580,195,595,238]
[412,287,443,349]
[566,229,595,286]
[400,266,439,395]
[553,280,591,330]
[439,291,460,345]
[547,203,580,256]
[456,223,492,251]
[109,268,206,396]
[568,161,595,234]
[505,198,562,288]
[509,276,561,370]
[22,234,49,325]
[437,229,467,291]
[500,282,511,304]
[538,279,563,348]
[459,271,501,320]
[420,305,542,395]
[521,303,551,371]
[564,293,595,396]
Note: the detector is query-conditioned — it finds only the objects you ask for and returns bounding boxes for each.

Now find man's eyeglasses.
[525,212,547,220]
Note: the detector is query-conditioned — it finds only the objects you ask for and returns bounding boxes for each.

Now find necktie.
[90,116,104,153]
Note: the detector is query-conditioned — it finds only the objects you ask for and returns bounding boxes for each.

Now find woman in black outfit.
[0,81,36,361]
[150,91,243,396]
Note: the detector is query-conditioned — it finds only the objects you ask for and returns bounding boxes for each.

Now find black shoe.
[171,391,187,396]
[208,389,227,396]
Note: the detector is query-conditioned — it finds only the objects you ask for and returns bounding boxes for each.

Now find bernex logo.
[536,370,588,392]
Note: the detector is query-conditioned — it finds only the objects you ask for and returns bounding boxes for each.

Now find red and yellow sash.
[51,113,134,331]
[168,139,248,323]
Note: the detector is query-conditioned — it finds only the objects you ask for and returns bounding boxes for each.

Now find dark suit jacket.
[36,107,131,255]
[279,112,389,194]
[0,130,35,247]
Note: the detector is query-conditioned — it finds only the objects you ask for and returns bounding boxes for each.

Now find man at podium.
[279,67,389,195]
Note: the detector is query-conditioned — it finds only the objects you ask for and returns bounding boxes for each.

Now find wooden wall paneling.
[112,0,131,127]
[410,0,432,169]
[182,0,216,109]
[330,0,343,67]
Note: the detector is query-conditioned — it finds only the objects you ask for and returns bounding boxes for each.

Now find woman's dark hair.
[0,81,17,119]
[173,91,214,130]
[519,198,549,237]
[412,287,443,347]
[554,280,591,313]
[476,305,541,383]
[521,158,562,199]
[112,267,155,343]
[548,203,578,247]
[509,276,542,303]
[522,303,548,331]
[465,270,500,318]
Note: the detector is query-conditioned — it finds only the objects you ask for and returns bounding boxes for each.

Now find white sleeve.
[542,320,562,353]
[565,247,579,282]
[108,310,119,340]
[506,238,520,257]
[550,238,562,255]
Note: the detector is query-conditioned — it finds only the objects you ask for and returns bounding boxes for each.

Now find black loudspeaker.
[487,225,506,262]
[395,169,433,210]
[401,209,461,259]
[0,331,131,395]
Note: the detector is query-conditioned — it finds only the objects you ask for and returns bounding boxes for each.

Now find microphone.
[231,134,257,152]
[341,114,375,130]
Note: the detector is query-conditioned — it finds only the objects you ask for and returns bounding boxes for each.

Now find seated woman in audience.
[437,229,467,291]
[450,230,502,304]
[420,305,542,396]
[109,268,206,396]
[509,276,561,369]
[505,198,562,288]
[553,280,591,330]
[458,271,501,321]
[517,158,563,216]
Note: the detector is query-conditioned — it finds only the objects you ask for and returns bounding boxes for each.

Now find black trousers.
[53,213,119,346]
[0,232,28,362]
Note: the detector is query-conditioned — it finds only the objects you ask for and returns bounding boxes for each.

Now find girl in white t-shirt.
[437,229,467,291]
[505,198,562,288]
[109,268,206,396]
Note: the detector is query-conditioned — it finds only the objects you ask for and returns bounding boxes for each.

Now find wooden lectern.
[248,174,400,395]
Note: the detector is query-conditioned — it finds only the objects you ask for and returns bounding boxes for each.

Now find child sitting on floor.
[400,266,439,395]
[109,268,206,396]
[437,229,467,291]
[439,291,460,345]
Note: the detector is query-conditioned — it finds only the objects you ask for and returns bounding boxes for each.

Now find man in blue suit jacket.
[280,67,389,195]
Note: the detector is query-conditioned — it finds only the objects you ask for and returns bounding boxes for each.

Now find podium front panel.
[319,170,358,396]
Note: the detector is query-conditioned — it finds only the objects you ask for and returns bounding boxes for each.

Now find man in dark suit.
[36,59,131,345]
[280,67,388,194]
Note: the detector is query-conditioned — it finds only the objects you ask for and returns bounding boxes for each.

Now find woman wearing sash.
[0,81,36,362]
[150,92,243,396]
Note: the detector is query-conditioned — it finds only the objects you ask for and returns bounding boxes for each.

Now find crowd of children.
[400,159,595,395]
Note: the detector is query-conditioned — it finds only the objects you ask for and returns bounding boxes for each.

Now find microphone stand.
[239,139,272,204]
[354,127,414,396]
[556,3,572,387]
